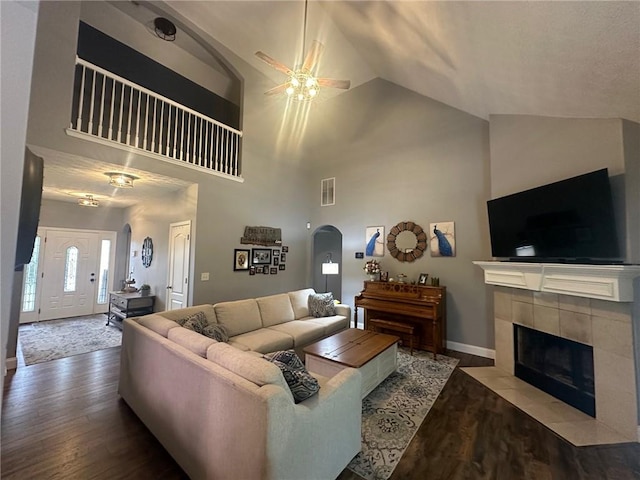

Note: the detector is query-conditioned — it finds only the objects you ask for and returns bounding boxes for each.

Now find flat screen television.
[487,169,621,263]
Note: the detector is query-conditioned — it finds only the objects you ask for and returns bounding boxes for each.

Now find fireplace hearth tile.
[559,310,592,345]
[533,291,559,308]
[512,301,534,327]
[462,366,635,446]
[592,315,634,358]
[559,294,591,314]
[590,299,632,322]
[533,304,560,335]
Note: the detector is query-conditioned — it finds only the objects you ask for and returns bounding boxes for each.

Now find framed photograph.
[270,267,278,274]
[365,226,385,257]
[234,249,250,271]
[273,257,279,266]
[279,264,285,271]
[282,246,289,253]
[251,248,272,265]
[249,266,256,275]
[263,267,269,275]
[418,273,429,285]
[280,253,286,263]
[380,271,389,282]
[256,266,264,274]
[273,249,281,257]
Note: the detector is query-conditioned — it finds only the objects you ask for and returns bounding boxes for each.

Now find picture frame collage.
[234,246,288,275]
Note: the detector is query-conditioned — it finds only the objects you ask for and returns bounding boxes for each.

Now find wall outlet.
[201,272,210,281]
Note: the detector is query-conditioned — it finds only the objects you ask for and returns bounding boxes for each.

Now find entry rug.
[19,315,122,365]
[347,348,459,480]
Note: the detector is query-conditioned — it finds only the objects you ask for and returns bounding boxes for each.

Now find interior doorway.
[167,220,192,310]
[312,225,343,300]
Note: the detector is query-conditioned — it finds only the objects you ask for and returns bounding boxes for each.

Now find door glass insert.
[64,246,79,292]
[22,236,41,312]
[97,239,111,304]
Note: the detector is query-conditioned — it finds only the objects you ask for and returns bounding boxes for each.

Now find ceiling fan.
[255,1,350,101]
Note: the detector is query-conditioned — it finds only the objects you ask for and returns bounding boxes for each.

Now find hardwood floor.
[3,347,640,479]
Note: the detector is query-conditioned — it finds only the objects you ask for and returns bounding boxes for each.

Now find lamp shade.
[321,262,339,275]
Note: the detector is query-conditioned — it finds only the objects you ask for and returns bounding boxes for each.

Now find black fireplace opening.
[514,325,595,417]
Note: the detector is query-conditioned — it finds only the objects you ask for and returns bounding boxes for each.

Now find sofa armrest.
[335,303,351,319]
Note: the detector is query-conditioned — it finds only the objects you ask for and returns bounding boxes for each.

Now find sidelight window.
[22,236,41,312]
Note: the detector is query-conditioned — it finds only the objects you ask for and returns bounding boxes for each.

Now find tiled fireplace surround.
[468,262,640,446]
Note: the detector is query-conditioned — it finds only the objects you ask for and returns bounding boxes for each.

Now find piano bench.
[369,319,416,355]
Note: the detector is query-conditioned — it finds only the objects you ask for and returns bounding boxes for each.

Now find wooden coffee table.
[303,328,399,399]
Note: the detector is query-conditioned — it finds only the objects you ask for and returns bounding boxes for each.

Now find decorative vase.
[368,274,377,281]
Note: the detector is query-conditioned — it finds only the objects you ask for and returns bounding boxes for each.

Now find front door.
[167,221,191,310]
[38,229,100,320]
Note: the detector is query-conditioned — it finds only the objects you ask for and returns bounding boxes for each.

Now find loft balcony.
[67,57,243,180]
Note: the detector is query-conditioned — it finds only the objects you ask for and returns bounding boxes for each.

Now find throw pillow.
[177,311,208,335]
[202,323,229,343]
[308,293,336,318]
[263,350,320,403]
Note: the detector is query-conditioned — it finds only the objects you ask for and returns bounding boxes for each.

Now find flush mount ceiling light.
[106,172,137,188]
[254,0,350,102]
[153,17,176,42]
[78,195,99,207]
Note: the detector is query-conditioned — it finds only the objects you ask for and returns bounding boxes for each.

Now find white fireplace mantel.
[473,261,640,302]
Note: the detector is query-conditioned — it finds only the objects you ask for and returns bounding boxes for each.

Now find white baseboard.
[6,356,17,371]
[446,341,495,359]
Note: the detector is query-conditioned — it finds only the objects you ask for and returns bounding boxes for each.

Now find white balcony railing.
[69,57,242,178]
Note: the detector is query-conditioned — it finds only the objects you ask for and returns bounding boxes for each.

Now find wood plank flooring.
[3,347,640,479]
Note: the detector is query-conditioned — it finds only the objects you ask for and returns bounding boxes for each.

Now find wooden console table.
[354,281,446,358]
[106,291,155,330]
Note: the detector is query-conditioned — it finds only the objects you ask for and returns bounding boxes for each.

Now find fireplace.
[514,325,595,417]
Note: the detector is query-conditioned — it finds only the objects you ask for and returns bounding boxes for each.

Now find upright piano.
[354,281,446,356]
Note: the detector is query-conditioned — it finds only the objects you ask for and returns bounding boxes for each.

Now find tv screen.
[487,169,621,262]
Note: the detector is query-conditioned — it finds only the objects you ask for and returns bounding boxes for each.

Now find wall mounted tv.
[487,169,621,263]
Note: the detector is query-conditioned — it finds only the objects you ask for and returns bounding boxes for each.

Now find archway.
[312,225,343,301]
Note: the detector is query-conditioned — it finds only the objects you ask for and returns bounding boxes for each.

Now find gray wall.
[40,198,126,232]
[304,79,493,350]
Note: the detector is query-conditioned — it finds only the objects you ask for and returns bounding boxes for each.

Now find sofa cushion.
[263,350,320,403]
[268,320,326,347]
[214,299,262,337]
[229,328,294,354]
[206,343,294,402]
[168,327,217,357]
[305,315,350,336]
[288,288,316,319]
[177,311,208,334]
[156,304,217,324]
[136,315,179,338]
[256,294,295,327]
[309,293,336,318]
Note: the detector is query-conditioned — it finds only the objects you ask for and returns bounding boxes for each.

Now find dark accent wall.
[77,22,239,129]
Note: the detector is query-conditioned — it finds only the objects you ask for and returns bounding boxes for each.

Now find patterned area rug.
[19,315,122,366]
[347,348,459,480]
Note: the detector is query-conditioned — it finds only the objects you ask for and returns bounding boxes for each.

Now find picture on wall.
[252,248,272,265]
[234,249,250,271]
[270,267,278,274]
[429,222,455,257]
[365,226,385,257]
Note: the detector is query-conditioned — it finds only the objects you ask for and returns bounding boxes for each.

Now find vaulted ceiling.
[41,1,640,207]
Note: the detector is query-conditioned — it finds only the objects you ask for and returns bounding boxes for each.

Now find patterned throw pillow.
[176,311,208,335]
[263,350,320,403]
[202,323,229,342]
[308,293,336,318]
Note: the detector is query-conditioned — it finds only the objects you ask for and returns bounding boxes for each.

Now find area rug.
[19,315,122,366]
[347,348,459,480]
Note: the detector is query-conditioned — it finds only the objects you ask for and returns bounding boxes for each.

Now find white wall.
[0,1,39,380]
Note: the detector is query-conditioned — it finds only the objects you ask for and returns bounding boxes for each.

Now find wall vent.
[321,177,335,206]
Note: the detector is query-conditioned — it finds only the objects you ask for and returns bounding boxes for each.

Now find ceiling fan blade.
[264,84,288,96]
[317,78,351,90]
[255,51,293,76]
[302,41,324,72]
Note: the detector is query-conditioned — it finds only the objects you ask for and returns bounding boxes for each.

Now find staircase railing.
[69,57,242,178]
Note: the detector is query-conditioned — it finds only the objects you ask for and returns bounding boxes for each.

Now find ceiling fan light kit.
[255,0,350,102]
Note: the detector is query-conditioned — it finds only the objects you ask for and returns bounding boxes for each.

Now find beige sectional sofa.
[118,288,361,480]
